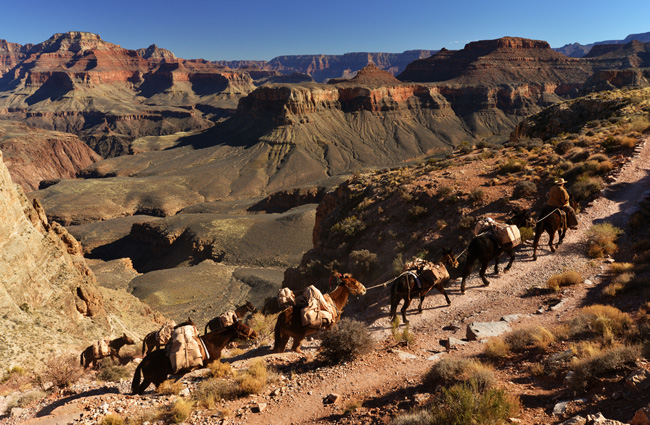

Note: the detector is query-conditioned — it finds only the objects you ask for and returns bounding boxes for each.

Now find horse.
[273,273,366,354]
[389,249,458,325]
[459,232,516,293]
[80,333,136,369]
[531,207,567,261]
[131,321,257,395]
[204,301,257,334]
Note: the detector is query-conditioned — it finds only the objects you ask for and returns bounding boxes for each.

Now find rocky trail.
[3,137,649,425]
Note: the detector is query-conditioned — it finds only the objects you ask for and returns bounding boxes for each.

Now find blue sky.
[1,0,648,61]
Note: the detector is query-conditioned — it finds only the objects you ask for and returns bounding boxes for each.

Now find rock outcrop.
[0,149,159,369]
[0,120,101,192]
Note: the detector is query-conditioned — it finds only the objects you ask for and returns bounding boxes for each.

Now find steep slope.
[0,120,101,191]
[0,149,159,370]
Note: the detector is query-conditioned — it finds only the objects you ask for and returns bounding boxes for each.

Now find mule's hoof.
[483,282,490,287]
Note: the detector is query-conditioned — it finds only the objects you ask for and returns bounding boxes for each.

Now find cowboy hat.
[555,178,567,185]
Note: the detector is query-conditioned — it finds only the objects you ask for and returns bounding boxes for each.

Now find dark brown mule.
[389,249,458,325]
[460,232,516,293]
[532,206,568,261]
[204,301,257,334]
[131,321,257,394]
[273,274,366,354]
[80,333,136,369]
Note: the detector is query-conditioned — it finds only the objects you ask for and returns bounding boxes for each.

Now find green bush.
[331,216,366,238]
[498,158,526,174]
[512,181,536,199]
[571,175,604,201]
[424,358,495,392]
[349,249,377,275]
[319,318,374,364]
[555,140,574,154]
[467,189,486,206]
[97,359,131,382]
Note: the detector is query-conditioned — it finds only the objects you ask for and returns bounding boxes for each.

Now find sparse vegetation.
[424,358,496,391]
[586,222,623,257]
[468,189,485,205]
[498,158,526,174]
[546,270,582,292]
[569,305,633,340]
[569,344,639,391]
[157,379,184,395]
[101,414,124,425]
[570,175,604,200]
[97,358,131,382]
[320,318,374,364]
[235,359,270,395]
[391,320,413,345]
[504,326,555,351]
[38,354,83,389]
[512,180,536,198]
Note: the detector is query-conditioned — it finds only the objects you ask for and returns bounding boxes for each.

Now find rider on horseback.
[547,178,578,229]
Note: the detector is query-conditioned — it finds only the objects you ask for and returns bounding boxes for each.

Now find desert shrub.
[468,189,486,206]
[320,318,374,364]
[157,379,184,395]
[1,366,26,386]
[619,136,638,148]
[235,359,269,395]
[555,140,574,154]
[349,249,377,275]
[392,410,433,425]
[424,358,496,391]
[169,399,193,424]
[247,312,275,346]
[567,148,590,163]
[391,321,413,345]
[612,262,635,275]
[571,175,603,201]
[519,226,534,242]
[409,205,428,220]
[436,219,447,231]
[97,358,131,382]
[512,180,536,199]
[458,141,474,154]
[595,160,614,175]
[392,254,404,275]
[603,272,634,297]
[569,305,633,339]
[483,337,510,360]
[437,185,453,198]
[40,354,83,389]
[498,158,526,174]
[101,414,124,425]
[194,378,240,408]
[7,390,46,411]
[458,215,475,230]
[428,382,520,425]
[331,215,366,238]
[586,222,622,258]
[208,361,233,379]
[627,116,650,132]
[546,271,582,292]
[588,153,608,162]
[601,135,624,152]
[569,344,639,391]
[505,326,555,351]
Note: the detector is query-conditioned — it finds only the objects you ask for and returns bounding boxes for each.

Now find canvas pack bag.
[421,263,450,284]
[156,322,175,346]
[92,338,111,358]
[277,287,296,309]
[167,325,207,373]
[493,223,522,247]
[218,310,238,328]
[300,285,336,328]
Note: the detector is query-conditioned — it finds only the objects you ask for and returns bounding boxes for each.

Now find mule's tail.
[205,324,209,335]
[131,361,143,394]
[80,352,85,368]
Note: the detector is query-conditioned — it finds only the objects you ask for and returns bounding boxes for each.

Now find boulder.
[466,322,511,341]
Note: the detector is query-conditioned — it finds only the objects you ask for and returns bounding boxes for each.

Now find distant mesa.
[328,63,402,86]
[136,44,177,61]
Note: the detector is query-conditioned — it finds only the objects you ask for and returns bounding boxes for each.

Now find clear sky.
[1,0,648,61]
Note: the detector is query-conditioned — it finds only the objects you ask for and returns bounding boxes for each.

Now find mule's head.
[119,333,136,345]
[234,322,258,340]
[507,207,535,228]
[340,273,366,296]
[441,248,459,269]
[245,300,257,314]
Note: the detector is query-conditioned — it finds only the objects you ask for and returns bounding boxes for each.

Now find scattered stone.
[551,299,570,311]
[626,368,650,392]
[583,279,593,285]
[324,393,340,404]
[553,401,569,415]
[394,350,418,360]
[441,337,467,349]
[10,407,25,417]
[501,314,523,322]
[466,321,511,340]
[631,404,650,425]
[508,418,523,423]
[179,388,191,397]
[564,371,576,386]
[251,403,267,413]
[536,306,546,314]
[560,416,586,425]
[605,258,615,263]
[586,412,627,424]
[427,353,444,362]
[270,388,281,397]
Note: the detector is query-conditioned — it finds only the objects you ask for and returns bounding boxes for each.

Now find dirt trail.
[234,137,650,425]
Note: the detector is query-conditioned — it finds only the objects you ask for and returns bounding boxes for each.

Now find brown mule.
[80,333,136,369]
[273,274,366,354]
[204,300,257,334]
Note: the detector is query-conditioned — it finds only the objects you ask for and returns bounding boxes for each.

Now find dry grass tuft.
[569,344,639,391]
[505,326,555,351]
[547,271,582,292]
[569,305,633,340]
[424,358,496,391]
[483,338,510,360]
[586,222,622,258]
[157,379,184,395]
[611,262,634,275]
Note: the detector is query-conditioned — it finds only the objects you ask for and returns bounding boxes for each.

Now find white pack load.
[474,217,521,247]
[277,287,296,309]
[300,285,336,328]
[218,310,239,328]
[403,258,449,284]
[167,324,208,373]
[92,338,111,358]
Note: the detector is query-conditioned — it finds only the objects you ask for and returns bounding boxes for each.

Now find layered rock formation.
[554,31,650,58]
[0,120,101,191]
[0,150,159,369]
[0,32,256,157]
